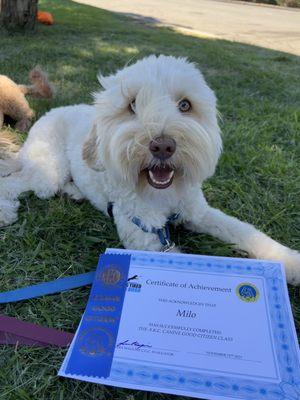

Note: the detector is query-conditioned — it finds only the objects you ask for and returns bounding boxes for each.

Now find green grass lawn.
[0,0,299,398]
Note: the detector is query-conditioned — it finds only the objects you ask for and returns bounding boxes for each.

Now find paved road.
[75,0,300,55]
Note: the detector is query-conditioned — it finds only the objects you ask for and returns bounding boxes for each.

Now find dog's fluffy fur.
[0,55,299,284]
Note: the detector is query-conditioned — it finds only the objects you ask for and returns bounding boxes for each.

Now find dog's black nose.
[149,136,176,160]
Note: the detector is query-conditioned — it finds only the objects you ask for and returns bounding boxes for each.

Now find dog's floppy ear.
[82,124,105,172]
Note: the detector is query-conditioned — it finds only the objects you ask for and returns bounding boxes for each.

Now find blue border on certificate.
[105,249,300,400]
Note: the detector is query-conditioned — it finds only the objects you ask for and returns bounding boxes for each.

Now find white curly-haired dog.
[0,55,299,284]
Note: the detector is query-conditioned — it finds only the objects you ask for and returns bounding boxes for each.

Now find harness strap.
[107,202,114,218]
[108,202,179,251]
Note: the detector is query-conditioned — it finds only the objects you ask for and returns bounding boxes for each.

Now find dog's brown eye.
[129,99,136,114]
[178,99,191,113]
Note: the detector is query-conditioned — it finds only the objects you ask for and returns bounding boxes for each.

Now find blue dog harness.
[107,202,180,252]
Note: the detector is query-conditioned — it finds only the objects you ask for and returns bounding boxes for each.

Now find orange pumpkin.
[37,11,54,25]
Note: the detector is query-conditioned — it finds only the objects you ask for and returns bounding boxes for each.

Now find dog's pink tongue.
[151,166,173,181]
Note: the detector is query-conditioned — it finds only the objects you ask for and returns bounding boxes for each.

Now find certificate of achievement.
[59,249,300,400]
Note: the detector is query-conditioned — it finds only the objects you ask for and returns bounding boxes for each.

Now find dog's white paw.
[283,249,300,286]
[0,198,20,227]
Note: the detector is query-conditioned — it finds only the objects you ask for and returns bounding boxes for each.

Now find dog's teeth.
[149,171,155,181]
[149,170,174,186]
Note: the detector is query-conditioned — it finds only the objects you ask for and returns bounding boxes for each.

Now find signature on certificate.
[117,340,152,349]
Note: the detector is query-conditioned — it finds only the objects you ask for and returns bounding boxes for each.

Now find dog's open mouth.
[146,165,174,189]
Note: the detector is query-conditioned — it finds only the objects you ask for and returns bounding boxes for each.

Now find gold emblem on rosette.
[99,265,122,286]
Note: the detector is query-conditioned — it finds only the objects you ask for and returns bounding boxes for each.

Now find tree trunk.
[0,0,38,32]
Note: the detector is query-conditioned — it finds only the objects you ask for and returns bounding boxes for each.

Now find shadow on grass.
[0,0,299,399]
